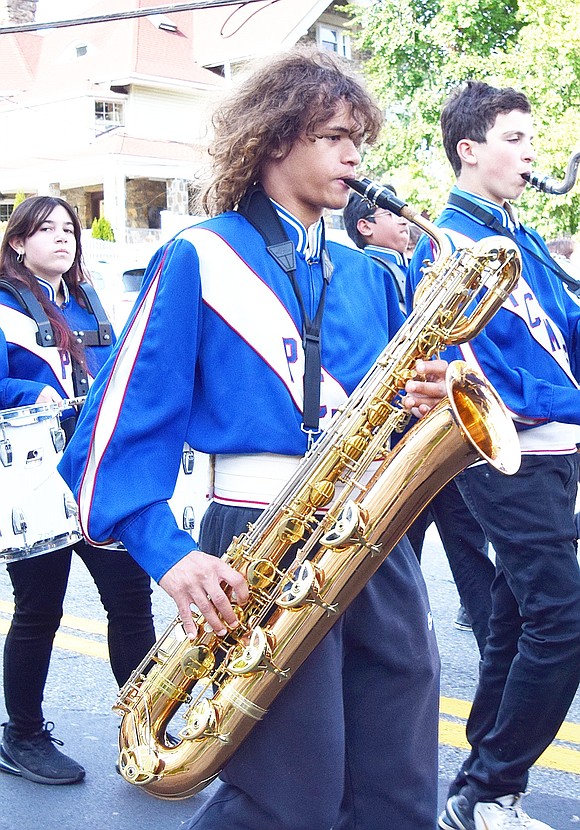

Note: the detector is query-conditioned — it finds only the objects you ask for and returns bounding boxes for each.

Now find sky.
[36,1,105,23]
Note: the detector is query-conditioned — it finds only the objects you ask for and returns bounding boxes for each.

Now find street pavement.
[0,527,578,829]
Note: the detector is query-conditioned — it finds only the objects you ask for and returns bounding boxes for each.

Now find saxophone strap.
[367,252,407,310]
[237,184,333,444]
[447,192,580,297]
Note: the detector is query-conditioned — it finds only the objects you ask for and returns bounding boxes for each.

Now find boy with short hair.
[409,79,580,830]
[343,185,410,307]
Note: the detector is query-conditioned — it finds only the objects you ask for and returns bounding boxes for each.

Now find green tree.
[348,0,580,236]
[91,216,115,242]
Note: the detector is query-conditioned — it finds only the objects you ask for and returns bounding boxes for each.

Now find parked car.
[87,260,145,332]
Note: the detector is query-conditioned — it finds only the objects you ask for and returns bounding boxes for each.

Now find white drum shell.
[0,403,82,564]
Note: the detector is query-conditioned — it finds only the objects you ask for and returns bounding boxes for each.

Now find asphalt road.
[0,527,578,830]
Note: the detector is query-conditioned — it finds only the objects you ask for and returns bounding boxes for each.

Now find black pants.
[451,454,580,799]
[4,540,156,736]
[185,502,440,830]
[406,477,492,655]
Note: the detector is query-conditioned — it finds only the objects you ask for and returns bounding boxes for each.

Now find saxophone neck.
[404,210,453,263]
[523,149,580,195]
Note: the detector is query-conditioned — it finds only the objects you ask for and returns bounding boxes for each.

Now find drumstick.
[60,396,86,410]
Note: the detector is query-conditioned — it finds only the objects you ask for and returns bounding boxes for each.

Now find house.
[0,0,356,243]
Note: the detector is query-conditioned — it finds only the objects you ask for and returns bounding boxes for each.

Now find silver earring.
[16,251,24,263]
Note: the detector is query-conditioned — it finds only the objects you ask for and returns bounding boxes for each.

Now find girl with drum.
[0,196,156,785]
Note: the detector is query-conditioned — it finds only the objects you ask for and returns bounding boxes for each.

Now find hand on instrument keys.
[35,385,64,404]
[403,359,448,419]
[159,550,250,638]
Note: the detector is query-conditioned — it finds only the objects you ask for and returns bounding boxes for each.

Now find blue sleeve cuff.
[116,501,200,582]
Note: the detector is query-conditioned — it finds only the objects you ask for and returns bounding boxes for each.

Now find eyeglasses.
[364,210,394,221]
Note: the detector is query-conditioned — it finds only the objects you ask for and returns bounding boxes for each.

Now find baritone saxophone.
[114,177,522,799]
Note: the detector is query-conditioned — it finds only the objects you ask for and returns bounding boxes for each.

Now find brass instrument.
[114,178,522,799]
[523,149,580,194]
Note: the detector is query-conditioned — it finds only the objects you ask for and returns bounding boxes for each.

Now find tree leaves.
[348,0,580,236]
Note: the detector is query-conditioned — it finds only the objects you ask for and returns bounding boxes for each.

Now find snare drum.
[0,403,82,564]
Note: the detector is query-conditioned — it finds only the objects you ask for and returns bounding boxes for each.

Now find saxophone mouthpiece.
[344,178,408,216]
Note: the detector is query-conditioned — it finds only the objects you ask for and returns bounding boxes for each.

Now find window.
[317,25,351,59]
[95,101,125,127]
[0,204,14,222]
[76,44,88,57]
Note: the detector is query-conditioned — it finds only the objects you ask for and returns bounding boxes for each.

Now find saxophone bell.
[522,149,580,195]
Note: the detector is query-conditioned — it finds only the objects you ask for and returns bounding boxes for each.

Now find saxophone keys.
[180,644,216,679]
[276,561,338,614]
[320,500,363,549]
[227,626,269,674]
[118,745,161,785]
[180,698,227,742]
[276,514,307,543]
[246,558,278,589]
[276,561,316,608]
[308,478,335,508]
[226,627,290,679]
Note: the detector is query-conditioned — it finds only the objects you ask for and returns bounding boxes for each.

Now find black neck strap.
[237,184,333,444]
[447,192,580,297]
[367,252,407,309]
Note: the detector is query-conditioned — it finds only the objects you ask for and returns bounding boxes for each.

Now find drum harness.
[0,278,112,399]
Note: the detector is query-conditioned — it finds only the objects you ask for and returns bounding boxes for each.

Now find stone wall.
[61,187,93,230]
[0,0,38,24]
[126,179,167,230]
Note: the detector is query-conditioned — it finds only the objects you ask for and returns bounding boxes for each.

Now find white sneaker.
[475,794,555,830]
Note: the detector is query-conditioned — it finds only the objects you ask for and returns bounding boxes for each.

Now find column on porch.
[166,178,190,216]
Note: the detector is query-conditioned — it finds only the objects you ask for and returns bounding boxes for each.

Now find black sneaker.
[2,722,85,785]
[454,604,473,632]
[0,745,22,776]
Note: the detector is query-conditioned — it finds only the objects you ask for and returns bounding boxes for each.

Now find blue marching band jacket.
[59,207,405,582]
[407,186,580,457]
[0,277,114,410]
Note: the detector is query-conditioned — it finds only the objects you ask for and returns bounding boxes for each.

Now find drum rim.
[0,402,61,424]
[0,529,83,564]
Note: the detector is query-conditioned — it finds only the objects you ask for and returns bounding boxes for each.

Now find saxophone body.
[114,178,522,799]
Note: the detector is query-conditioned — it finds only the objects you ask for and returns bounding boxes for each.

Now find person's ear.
[8,237,25,257]
[8,236,24,254]
[457,138,478,167]
[356,217,374,240]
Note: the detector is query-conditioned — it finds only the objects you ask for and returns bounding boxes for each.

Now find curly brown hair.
[199,46,383,216]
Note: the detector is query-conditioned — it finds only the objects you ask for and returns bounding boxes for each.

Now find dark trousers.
[184,502,440,830]
[4,540,156,736]
[451,454,580,800]
[406,478,493,656]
